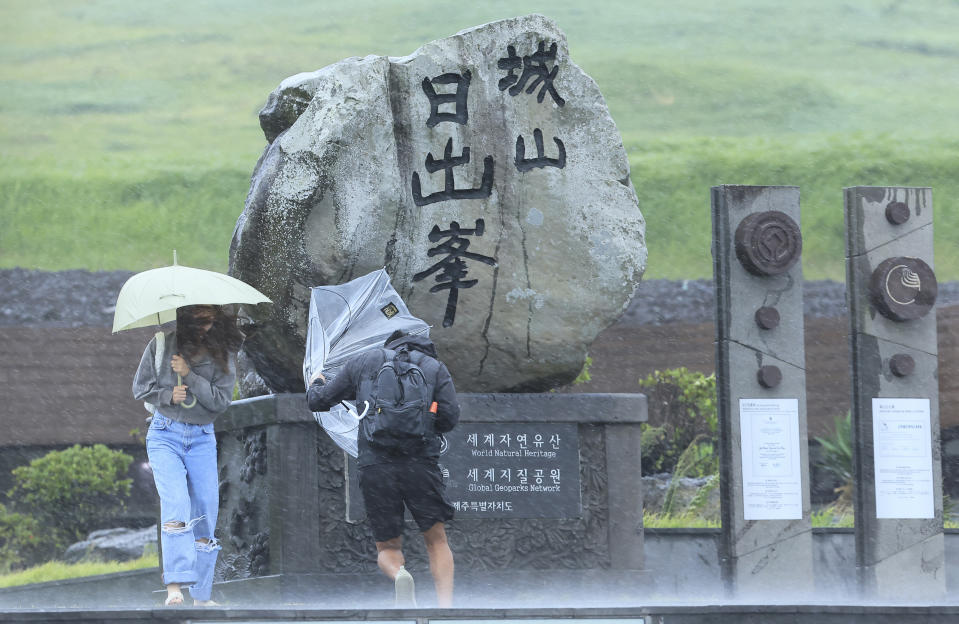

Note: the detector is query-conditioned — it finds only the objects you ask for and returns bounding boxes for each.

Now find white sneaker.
[394,566,417,608]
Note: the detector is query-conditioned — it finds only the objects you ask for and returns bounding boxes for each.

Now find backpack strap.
[379,347,397,371]
[144,331,165,417]
[393,344,424,364]
[381,344,436,382]
[361,348,393,397]
[153,331,165,376]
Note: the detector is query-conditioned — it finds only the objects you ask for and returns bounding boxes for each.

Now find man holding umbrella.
[307,329,460,608]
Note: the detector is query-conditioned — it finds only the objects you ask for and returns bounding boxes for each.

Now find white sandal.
[164,590,184,606]
[194,599,221,606]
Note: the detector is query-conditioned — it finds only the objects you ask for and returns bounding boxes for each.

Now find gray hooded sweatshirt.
[132,330,236,425]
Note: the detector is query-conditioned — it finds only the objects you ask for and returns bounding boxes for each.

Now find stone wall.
[212,393,646,583]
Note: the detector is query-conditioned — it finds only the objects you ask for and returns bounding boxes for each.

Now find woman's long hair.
[176,305,245,372]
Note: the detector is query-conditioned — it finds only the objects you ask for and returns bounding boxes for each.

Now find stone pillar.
[605,422,645,570]
[712,185,814,597]
[844,186,945,599]
[215,394,321,580]
[264,399,320,575]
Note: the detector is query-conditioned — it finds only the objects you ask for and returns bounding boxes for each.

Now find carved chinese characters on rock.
[411,138,494,205]
[231,15,648,393]
[411,40,567,326]
[515,129,566,172]
[413,219,496,328]
[498,42,565,106]
[501,42,567,174]
[412,70,496,325]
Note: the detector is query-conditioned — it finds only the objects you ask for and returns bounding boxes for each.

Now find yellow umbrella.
[112,251,272,333]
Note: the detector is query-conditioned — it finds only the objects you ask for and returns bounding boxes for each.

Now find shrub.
[0,504,52,573]
[572,355,593,385]
[7,445,133,545]
[0,553,156,588]
[643,510,719,529]
[813,412,853,510]
[810,505,854,528]
[639,368,718,475]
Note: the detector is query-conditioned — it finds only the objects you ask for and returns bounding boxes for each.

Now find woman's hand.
[171,354,191,377]
[171,385,189,404]
[310,371,326,384]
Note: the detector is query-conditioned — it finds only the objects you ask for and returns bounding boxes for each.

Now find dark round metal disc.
[889,353,916,378]
[869,256,937,322]
[734,211,803,277]
[755,306,781,330]
[757,365,783,389]
[885,201,910,226]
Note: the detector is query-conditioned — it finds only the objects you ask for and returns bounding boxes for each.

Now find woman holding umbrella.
[133,304,244,606]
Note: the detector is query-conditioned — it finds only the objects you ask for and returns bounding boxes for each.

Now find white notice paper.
[873,398,934,519]
[740,398,803,520]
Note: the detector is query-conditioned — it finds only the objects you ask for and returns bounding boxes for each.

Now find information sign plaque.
[739,398,803,520]
[444,422,581,518]
[872,398,934,519]
[347,423,581,520]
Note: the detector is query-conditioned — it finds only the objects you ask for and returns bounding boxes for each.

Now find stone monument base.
[213,392,648,583]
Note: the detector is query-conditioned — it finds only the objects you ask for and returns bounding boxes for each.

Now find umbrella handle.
[178,373,197,409]
[343,400,369,420]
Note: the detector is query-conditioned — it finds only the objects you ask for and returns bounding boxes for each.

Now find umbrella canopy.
[304,268,429,457]
[112,253,271,333]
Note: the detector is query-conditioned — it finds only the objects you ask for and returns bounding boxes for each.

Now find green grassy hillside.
[2,0,957,279]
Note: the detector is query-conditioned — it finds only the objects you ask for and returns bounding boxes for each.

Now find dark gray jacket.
[307,334,459,467]
[132,330,236,425]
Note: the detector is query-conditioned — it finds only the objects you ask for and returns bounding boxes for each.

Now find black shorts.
[358,461,454,542]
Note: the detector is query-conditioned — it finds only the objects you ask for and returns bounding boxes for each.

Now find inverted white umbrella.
[304,268,429,457]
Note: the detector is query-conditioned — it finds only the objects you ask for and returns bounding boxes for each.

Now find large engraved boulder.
[230,14,646,393]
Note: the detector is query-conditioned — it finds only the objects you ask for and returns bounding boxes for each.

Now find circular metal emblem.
[757,365,782,389]
[869,256,937,322]
[734,211,803,277]
[755,306,781,330]
[885,201,910,226]
[889,353,916,378]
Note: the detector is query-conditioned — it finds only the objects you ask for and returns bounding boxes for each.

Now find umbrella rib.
[314,288,355,353]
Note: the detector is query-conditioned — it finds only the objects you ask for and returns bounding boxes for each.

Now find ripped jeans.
[146,412,221,601]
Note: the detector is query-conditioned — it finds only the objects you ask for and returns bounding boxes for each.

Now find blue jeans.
[146,412,220,601]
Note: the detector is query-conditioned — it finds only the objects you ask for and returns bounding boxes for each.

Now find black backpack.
[361,347,435,451]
